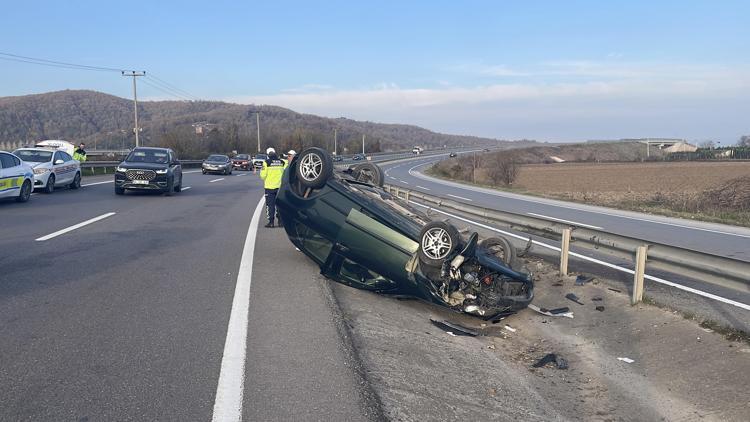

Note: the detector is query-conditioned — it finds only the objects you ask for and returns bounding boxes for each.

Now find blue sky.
[1,0,748,142]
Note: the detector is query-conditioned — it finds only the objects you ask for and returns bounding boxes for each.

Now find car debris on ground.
[528,304,575,318]
[565,293,585,305]
[430,318,479,337]
[617,357,635,364]
[575,275,595,285]
[532,353,569,370]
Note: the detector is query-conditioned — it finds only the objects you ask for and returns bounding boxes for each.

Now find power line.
[0,51,124,72]
[147,74,201,101]
[140,77,195,101]
[0,50,201,102]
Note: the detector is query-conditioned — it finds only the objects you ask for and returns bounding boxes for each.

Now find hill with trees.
[0,90,508,158]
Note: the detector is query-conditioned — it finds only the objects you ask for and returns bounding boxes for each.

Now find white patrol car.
[0,151,34,203]
[13,147,82,193]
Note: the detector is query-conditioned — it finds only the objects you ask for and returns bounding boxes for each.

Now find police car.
[0,151,34,203]
[13,147,82,193]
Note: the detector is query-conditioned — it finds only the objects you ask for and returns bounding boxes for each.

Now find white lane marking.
[212,198,265,421]
[82,180,113,187]
[35,212,116,241]
[416,185,431,191]
[184,170,202,174]
[407,163,750,239]
[527,212,603,230]
[182,186,192,191]
[409,201,750,311]
[209,178,225,183]
[399,180,410,185]
[236,173,247,177]
[389,176,396,180]
[447,193,473,202]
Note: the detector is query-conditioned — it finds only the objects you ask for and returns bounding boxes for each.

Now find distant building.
[192,122,218,135]
[662,142,698,153]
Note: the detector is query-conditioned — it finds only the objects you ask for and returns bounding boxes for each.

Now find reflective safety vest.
[260,156,286,189]
[73,148,87,162]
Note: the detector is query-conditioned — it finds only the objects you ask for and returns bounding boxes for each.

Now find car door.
[332,208,418,290]
[0,153,22,199]
[56,151,75,184]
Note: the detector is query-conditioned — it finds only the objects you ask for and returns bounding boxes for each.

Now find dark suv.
[114,147,183,195]
[276,148,534,319]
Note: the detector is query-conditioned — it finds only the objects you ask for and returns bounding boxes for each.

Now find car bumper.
[33,172,51,187]
[115,174,169,190]
[203,165,230,172]
[232,163,250,169]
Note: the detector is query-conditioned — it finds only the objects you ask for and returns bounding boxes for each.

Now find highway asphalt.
[0,169,378,421]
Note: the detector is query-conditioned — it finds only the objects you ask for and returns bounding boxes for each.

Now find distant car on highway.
[276,147,534,319]
[202,154,233,175]
[0,151,33,203]
[352,153,366,160]
[332,155,343,162]
[13,147,81,193]
[449,152,457,158]
[114,147,183,196]
[232,154,251,171]
[252,153,268,169]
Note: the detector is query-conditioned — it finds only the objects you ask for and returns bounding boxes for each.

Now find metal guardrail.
[80,160,204,174]
[384,184,750,307]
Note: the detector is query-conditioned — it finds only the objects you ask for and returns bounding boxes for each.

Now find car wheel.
[69,172,81,189]
[115,186,125,195]
[16,180,32,203]
[296,147,333,189]
[165,178,174,196]
[174,179,182,192]
[352,163,385,187]
[479,236,517,269]
[418,221,460,267]
[43,174,55,194]
[202,169,207,174]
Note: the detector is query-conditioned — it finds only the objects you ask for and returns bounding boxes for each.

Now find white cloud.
[223,61,750,142]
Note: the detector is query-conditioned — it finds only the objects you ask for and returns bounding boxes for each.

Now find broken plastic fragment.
[504,325,517,333]
[575,275,595,285]
[565,293,585,305]
[595,306,605,312]
[430,318,479,337]
[528,304,574,318]
[532,353,569,370]
[617,357,635,364]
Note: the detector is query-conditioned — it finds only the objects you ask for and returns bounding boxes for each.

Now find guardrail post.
[560,228,571,276]
[405,190,410,201]
[631,245,648,305]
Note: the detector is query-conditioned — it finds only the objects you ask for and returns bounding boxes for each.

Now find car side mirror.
[172,160,180,166]
[54,159,64,165]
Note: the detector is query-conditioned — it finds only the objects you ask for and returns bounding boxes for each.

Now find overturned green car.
[276,148,534,319]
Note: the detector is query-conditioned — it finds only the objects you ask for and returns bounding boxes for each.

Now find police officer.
[73,143,87,162]
[259,147,286,228]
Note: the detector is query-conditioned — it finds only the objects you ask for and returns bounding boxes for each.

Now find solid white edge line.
[182,186,192,191]
[209,178,225,183]
[447,193,473,202]
[212,198,265,422]
[408,200,750,311]
[407,163,750,240]
[527,212,603,230]
[35,212,116,241]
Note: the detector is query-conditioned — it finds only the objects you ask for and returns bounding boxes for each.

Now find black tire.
[352,163,385,187]
[174,174,182,192]
[296,147,333,189]
[16,180,31,203]
[202,169,207,174]
[115,185,125,195]
[418,221,460,267]
[69,172,81,189]
[479,237,517,269]
[165,178,174,196]
[43,174,55,194]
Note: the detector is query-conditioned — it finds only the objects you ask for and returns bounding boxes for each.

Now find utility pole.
[333,128,337,155]
[252,111,261,152]
[122,71,145,148]
[362,134,365,154]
